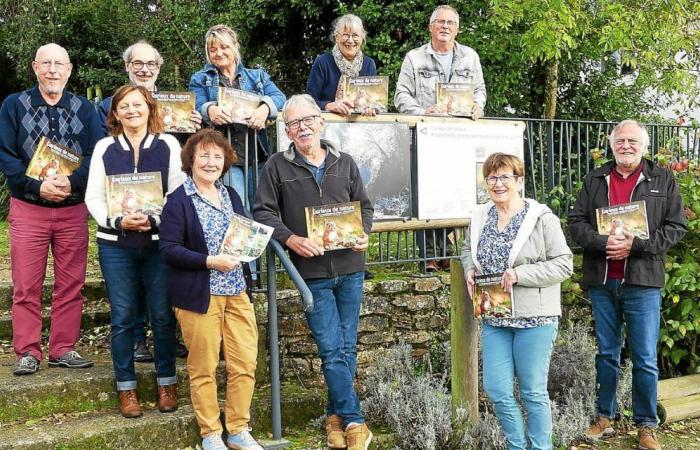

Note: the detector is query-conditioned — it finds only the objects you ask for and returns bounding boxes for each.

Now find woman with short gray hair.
[306,14,378,116]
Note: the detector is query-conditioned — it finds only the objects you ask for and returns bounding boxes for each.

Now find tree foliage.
[0,0,699,120]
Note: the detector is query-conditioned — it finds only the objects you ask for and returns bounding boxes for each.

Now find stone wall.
[253,274,452,385]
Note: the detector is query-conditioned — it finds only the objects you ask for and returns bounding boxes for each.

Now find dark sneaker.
[14,353,40,375]
[48,350,94,368]
[175,340,188,358]
[133,341,153,363]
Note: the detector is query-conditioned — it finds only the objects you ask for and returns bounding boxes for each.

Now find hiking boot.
[345,423,372,450]
[13,353,40,376]
[425,260,439,272]
[586,416,615,439]
[202,432,227,450]
[226,427,263,450]
[638,426,660,450]
[48,350,94,368]
[118,389,143,418]
[176,339,189,358]
[133,341,153,363]
[326,414,346,448]
[157,384,178,412]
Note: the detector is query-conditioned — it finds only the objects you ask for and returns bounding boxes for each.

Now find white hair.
[609,119,650,155]
[429,5,459,26]
[331,14,367,42]
[283,94,322,116]
[122,40,163,66]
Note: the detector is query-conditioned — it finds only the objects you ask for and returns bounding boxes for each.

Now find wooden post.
[450,258,479,424]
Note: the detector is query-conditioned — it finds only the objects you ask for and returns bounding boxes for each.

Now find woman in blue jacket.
[189,24,286,207]
[306,14,378,116]
[159,129,260,450]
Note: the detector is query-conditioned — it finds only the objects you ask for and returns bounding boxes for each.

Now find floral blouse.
[476,203,558,329]
[184,177,246,295]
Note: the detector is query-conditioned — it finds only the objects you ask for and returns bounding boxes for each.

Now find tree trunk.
[543,59,559,119]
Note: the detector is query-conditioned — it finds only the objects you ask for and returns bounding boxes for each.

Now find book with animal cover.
[338,76,389,113]
[218,87,261,125]
[105,171,164,219]
[219,213,274,262]
[25,136,82,181]
[435,82,475,116]
[473,273,513,319]
[305,201,365,251]
[596,200,650,239]
[153,91,196,133]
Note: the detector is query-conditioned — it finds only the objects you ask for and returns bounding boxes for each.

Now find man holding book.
[569,119,687,450]
[0,43,102,375]
[253,94,374,450]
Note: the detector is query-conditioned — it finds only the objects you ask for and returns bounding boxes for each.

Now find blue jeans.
[589,280,661,427]
[98,243,177,390]
[482,322,558,450]
[222,162,265,210]
[305,272,365,428]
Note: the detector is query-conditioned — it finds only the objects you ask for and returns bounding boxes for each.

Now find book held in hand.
[25,136,82,181]
[473,273,513,319]
[153,91,196,133]
[435,82,475,116]
[219,213,274,262]
[305,201,365,251]
[218,87,261,125]
[596,200,650,239]
[105,171,164,219]
[338,76,389,113]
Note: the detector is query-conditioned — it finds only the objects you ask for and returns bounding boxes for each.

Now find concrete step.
[0,279,107,311]
[0,298,111,340]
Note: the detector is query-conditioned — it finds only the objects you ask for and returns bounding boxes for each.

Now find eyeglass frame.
[285,115,320,131]
[340,32,362,42]
[485,174,519,186]
[432,19,458,28]
[129,60,160,71]
[34,60,71,71]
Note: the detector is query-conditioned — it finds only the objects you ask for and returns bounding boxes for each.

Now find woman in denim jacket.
[189,24,286,207]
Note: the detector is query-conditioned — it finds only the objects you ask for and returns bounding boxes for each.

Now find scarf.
[332,44,364,101]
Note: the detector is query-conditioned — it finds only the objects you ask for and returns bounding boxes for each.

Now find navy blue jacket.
[159,183,253,314]
[0,86,101,206]
[306,52,377,110]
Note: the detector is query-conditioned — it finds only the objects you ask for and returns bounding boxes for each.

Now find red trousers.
[9,198,89,360]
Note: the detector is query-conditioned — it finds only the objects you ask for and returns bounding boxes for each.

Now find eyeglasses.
[433,19,458,27]
[286,115,319,130]
[130,60,160,71]
[485,174,519,186]
[340,33,362,42]
[35,60,70,71]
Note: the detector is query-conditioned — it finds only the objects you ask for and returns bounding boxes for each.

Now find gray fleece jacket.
[460,199,573,318]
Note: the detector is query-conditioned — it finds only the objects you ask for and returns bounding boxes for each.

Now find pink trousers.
[9,198,89,360]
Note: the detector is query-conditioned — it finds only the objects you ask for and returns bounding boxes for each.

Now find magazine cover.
[218,87,261,125]
[339,76,389,113]
[25,136,82,181]
[596,200,650,239]
[219,213,274,262]
[435,82,475,116]
[105,171,164,218]
[153,91,196,133]
[305,201,365,251]
[473,273,513,319]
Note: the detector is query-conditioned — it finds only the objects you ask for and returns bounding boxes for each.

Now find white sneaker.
[227,427,264,450]
[202,432,228,450]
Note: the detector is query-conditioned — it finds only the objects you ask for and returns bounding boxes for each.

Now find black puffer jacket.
[568,159,687,288]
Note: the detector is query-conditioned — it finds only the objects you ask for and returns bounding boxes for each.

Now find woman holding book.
[189,24,286,207]
[159,129,261,450]
[460,153,573,450]
[306,13,378,116]
[85,85,186,418]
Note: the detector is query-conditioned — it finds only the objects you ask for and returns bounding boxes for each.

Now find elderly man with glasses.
[253,94,374,450]
[0,43,102,375]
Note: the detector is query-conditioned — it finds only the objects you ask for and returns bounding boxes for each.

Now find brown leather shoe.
[586,416,614,439]
[157,384,178,412]
[638,426,660,450]
[119,389,143,418]
[425,260,439,272]
[345,423,372,450]
[325,414,346,448]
